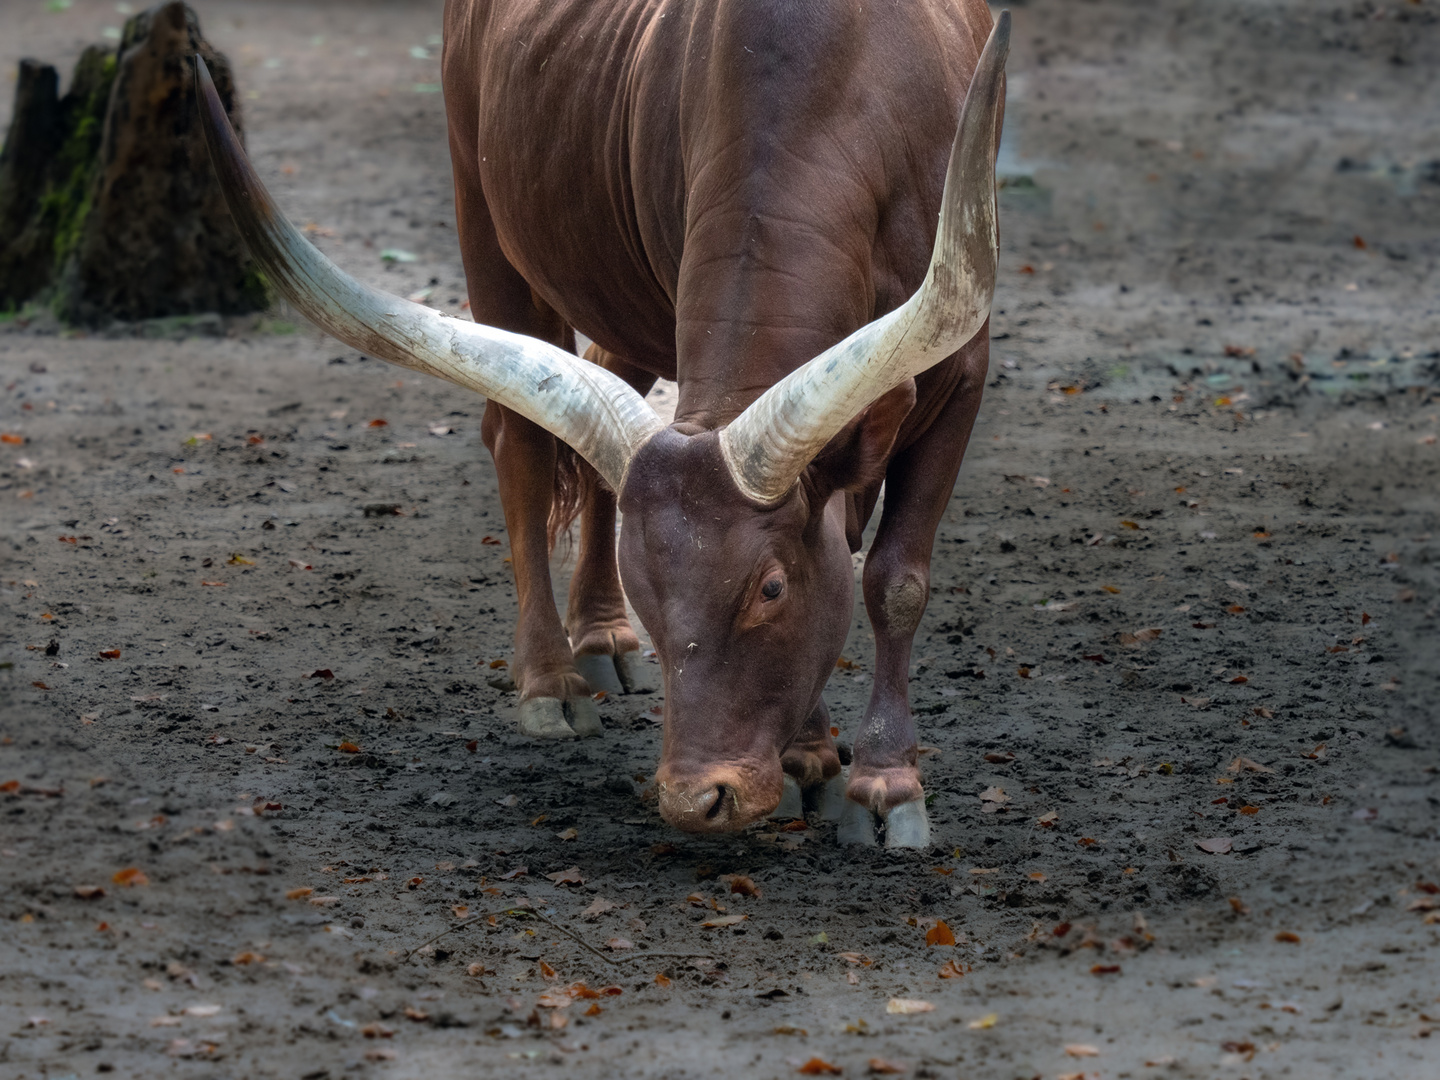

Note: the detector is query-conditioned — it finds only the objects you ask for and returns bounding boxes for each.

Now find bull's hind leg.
[451,133,599,738]
[564,345,659,697]
[844,334,990,846]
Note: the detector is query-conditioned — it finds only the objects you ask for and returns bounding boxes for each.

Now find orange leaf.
[584,1003,603,1017]
[1090,964,1122,975]
[938,959,969,979]
[337,741,361,754]
[368,418,388,427]
[925,920,956,947]
[0,433,24,445]
[539,961,557,980]
[654,972,672,988]
[99,649,121,659]
[722,874,762,898]
[796,1059,843,1075]
[286,887,313,900]
[1238,805,1260,816]
[112,867,149,887]
[1274,931,1301,944]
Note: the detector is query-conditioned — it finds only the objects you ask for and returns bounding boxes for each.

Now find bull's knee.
[875,570,927,636]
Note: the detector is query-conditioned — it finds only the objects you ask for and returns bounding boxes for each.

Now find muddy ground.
[2,1,1438,1078]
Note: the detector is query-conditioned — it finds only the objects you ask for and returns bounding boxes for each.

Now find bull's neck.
[669,198,878,430]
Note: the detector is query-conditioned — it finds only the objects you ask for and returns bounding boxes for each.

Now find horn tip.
[994,10,1012,53]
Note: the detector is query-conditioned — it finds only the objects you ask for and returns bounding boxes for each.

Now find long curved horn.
[718,11,1010,505]
[194,57,662,493]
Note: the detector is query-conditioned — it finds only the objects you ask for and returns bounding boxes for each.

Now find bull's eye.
[760,577,784,601]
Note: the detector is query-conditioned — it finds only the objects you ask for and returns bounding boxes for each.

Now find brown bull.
[196,0,1008,848]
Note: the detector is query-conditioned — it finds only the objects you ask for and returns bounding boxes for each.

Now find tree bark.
[0,2,267,323]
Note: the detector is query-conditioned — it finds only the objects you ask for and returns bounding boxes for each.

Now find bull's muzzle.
[655,761,783,833]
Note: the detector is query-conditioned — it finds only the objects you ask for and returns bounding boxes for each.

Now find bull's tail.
[547,441,586,555]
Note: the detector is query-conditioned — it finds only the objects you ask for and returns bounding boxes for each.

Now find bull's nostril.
[705,785,728,821]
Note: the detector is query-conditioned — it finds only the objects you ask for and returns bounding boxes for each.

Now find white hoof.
[564,695,604,738]
[614,649,659,694]
[818,772,849,821]
[883,798,931,849]
[836,798,878,846]
[516,697,576,740]
[771,775,804,820]
[573,652,624,696]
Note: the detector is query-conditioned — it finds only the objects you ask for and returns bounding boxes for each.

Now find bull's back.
[443,0,993,390]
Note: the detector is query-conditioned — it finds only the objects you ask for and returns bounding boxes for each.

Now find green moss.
[35,46,117,274]
[241,266,273,311]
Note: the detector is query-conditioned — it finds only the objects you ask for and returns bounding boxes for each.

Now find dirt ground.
[2,1,1438,1078]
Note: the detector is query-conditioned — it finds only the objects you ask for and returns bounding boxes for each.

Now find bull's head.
[194,13,1009,832]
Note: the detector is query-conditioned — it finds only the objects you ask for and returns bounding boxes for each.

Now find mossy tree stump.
[0,1,267,324]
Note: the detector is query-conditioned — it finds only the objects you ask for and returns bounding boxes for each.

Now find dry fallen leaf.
[721,874,762,898]
[701,914,747,929]
[887,998,935,1015]
[112,867,149,887]
[967,1011,998,1029]
[1227,756,1274,774]
[925,920,956,947]
[1090,964,1122,975]
[938,960,969,979]
[1196,837,1234,855]
[1274,931,1301,944]
[74,885,106,900]
[1065,1044,1101,1058]
[582,896,617,919]
[606,937,635,950]
[867,1059,908,1075]
[654,972,672,988]
[546,866,585,886]
[796,1060,843,1076]
[286,887,313,900]
[1118,627,1162,647]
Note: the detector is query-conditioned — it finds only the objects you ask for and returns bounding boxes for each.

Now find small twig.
[404,906,716,966]
[404,908,517,958]
[525,907,616,966]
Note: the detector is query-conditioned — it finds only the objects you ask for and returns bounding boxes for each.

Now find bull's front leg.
[773,698,845,820]
[482,401,601,739]
[842,339,989,847]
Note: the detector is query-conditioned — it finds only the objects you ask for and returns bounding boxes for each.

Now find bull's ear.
[804,378,917,500]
